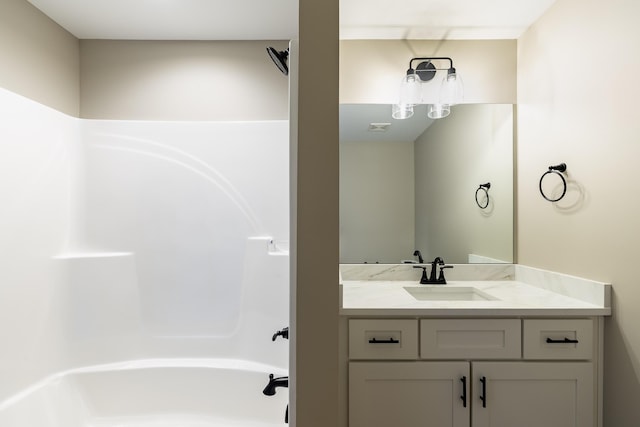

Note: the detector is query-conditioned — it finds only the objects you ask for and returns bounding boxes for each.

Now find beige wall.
[518,0,640,424]
[80,40,289,120]
[340,140,415,263]
[415,104,514,264]
[0,0,287,121]
[291,1,339,427]
[340,39,516,104]
[0,0,79,116]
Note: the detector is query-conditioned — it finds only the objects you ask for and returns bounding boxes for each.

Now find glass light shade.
[428,104,450,119]
[392,104,414,119]
[439,72,464,106]
[399,72,422,106]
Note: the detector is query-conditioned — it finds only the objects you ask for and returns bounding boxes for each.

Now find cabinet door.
[472,362,594,427]
[349,362,469,427]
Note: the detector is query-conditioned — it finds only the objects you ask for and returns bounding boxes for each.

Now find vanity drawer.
[349,319,418,360]
[420,319,521,359]
[523,319,594,360]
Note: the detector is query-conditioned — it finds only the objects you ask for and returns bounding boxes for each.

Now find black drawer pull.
[546,337,579,344]
[368,338,399,344]
[460,376,467,408]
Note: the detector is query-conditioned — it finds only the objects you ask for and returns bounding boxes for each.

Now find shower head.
[266,47,289,76]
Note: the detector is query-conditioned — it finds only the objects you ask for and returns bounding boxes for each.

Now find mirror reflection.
[339,104,514,264]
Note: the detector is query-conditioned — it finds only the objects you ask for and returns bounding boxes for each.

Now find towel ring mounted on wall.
[539,163,567,202]
[475,182,491,209]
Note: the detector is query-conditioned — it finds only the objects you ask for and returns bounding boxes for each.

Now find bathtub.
[0,359,289,427]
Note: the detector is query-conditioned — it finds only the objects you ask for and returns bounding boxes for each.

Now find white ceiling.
[341,0,557,40]
[26,0,299,40]
[27,0,556,40]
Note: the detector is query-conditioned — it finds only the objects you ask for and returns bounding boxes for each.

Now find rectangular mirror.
[339,103,514,264]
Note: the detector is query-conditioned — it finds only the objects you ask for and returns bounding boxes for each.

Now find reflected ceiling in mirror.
[339,103,514,265]
[340,104,434,144]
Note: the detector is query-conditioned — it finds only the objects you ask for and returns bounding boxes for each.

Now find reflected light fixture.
[428,104,451,119]
[391,103,414,119]
[392,57,463,120]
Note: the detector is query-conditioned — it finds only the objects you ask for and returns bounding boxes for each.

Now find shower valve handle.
[272,327,289,341]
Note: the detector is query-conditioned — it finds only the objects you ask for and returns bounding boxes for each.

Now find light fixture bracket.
[415,61,437,82]
[408,57,456,81]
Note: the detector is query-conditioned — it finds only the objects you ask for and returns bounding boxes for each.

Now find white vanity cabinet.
[349,362,470,427]
[472,361,593,427]
[348,318,599,427]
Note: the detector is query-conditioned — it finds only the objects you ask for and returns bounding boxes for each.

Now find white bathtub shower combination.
[0,88,290,426]
[0,360,288,427]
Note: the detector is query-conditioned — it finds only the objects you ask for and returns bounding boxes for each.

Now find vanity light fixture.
[393,57,463,120]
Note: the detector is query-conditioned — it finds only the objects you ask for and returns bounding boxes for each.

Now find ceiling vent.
[368,122,391,132]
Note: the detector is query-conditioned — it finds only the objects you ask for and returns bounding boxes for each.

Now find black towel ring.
[475,183,491,209]
[539,163,567,202]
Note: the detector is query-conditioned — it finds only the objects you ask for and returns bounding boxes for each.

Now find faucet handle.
[438,265,454,283]
[272,327,289,341]
[413,266,429,284]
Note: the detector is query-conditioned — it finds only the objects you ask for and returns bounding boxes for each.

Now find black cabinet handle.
[368,338,399,344]
[480,376,487,408]
[460,376,467,408]
[546,337,579,344]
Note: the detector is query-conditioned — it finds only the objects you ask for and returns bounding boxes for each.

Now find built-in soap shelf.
[249,236,289,256]
[52,252,133,260]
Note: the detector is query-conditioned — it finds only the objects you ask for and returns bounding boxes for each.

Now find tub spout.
[263,373,289,396]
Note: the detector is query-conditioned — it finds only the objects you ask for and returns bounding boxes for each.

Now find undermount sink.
[403,286,499,301]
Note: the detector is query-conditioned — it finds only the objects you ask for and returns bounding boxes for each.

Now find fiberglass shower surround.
[0,87,289,426]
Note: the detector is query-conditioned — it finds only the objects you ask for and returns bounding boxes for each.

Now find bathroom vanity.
[339,264,611,427]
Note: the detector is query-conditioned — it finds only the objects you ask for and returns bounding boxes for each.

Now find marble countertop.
[340,264,612,317]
